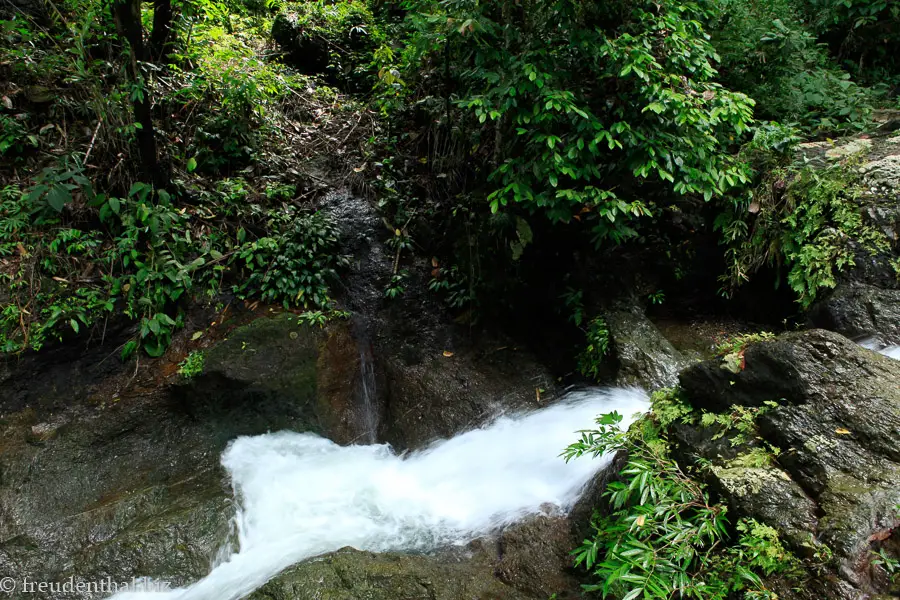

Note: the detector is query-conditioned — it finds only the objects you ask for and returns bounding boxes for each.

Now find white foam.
[859,337,900,360]
[110,387,648,600]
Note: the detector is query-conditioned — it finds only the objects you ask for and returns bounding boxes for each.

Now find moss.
[714,465,792,498]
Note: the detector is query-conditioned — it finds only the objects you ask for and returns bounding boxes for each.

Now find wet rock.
[492,514,583,599]
[606,306,692,391]
[710,465,819,551]
[379,338,557,450]
[173,313,376,443]
[799,133,900,314]
[812,282,900,344]
[0,313,366,598]
[678,329,900,596]
[246,547,538,600]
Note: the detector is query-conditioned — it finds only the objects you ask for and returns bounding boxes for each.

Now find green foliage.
[236,211,347,309]
[0,178,347,356]
[720,158,893,307]
[700,401,779,447]
[709,0,879,133]
[0,113,39,160]
[273,0,384,91]
[872,548,900,585]
[429,264,478,313]
[384,270,408,299]
[171,21,303,173]
[807,0,900,84]
[397,0,754,243]
[560,288,585,327]
[649,387,695,428]
[577,316,610,381]
[178,351,205,378]
[563,411,801,600]
[716,331,775,356]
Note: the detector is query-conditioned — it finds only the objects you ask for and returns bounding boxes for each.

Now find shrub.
[577,317,611,381]
[236,210,348,309]
[563,410,802,600]
[709,0,878,134]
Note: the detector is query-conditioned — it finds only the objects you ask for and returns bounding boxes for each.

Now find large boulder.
[677,329,900,597]
[606,306,692,391]
[812,282,900,344]
[246,547,537,600]
[0,313,366,598]
[378,333,558,449]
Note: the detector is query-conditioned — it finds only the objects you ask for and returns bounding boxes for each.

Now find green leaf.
[121,340,138,361]
[144,338,166,357]
[46,185,72,212]
[187,157,198,173]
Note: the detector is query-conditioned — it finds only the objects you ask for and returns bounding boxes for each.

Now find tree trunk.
[149,0,173,63]
[112,0,165,189]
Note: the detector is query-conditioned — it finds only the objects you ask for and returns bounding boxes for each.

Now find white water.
[111,387,648,600]
[880,346,900,360]
[859,338,900,360]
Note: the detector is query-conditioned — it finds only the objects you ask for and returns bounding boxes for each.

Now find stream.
[110,387,649,600]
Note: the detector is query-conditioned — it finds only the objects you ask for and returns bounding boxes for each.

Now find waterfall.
[110,387,649,600]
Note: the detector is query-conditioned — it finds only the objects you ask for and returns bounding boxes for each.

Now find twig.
[83,118,103,165]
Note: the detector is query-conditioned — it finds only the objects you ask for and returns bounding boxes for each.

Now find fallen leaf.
[191,331,204,341]
[835,428,851,435]
[442,351,454,357]
[1,96,11,109]
[635,515,646,526]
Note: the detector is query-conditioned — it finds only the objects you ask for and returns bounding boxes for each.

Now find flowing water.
[860,338,900,360]
[111,387,649,600]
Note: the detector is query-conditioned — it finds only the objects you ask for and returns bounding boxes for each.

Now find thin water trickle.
[356,344,378,444]
[110,387,649,600]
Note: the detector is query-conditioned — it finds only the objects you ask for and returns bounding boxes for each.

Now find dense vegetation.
[1,0,898,355]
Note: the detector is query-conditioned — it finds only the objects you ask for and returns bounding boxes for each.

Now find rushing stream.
[111,387,649,600]
[860,338,900,360]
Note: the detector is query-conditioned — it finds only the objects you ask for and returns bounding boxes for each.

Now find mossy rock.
[246,547,537,600]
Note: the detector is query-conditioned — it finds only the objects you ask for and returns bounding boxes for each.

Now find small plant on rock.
[178,351,205,378]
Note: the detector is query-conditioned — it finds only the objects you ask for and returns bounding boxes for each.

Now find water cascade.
[111,388,649,600]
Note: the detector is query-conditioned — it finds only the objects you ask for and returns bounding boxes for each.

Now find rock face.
[802,132,900,344]
[0,298,584,599]
[606,306,692,391]
[812,282,900,345]
[379,337,557,449]
[0,313,370,598]
[677,329,900,598]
